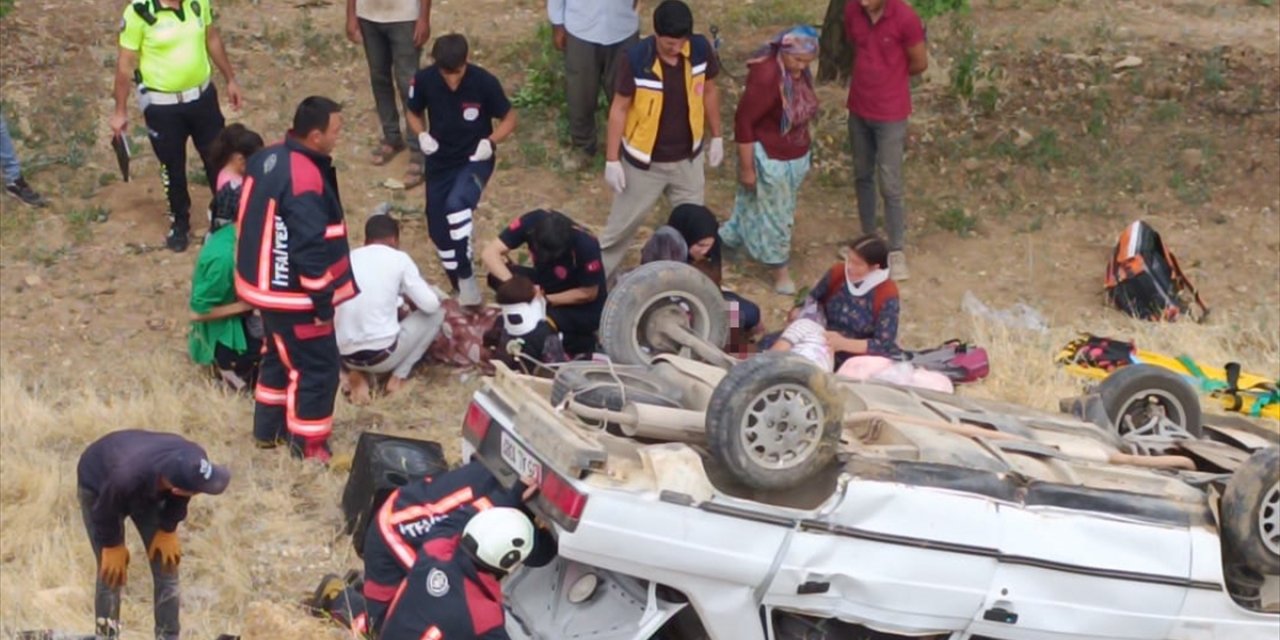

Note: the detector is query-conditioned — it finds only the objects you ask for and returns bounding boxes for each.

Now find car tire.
[599,260,728,366]
[1221,446,1280,575]
[1096,364,1203,439]
[705,352,843,490]
[550,362,684,412]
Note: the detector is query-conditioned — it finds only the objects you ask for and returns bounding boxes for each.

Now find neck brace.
[501,299,546,337]
[845,267,890,297]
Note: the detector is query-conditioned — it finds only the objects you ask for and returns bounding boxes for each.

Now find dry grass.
[0,350,479,638]
[1,305,1276,637]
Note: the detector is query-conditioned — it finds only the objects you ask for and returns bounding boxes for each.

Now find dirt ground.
[1,0,1278,637]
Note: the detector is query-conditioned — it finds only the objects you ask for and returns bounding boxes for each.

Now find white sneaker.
[888,250,909,281]
[457,276,483,306]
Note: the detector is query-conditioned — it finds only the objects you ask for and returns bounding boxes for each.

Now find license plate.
[500,431,543,485]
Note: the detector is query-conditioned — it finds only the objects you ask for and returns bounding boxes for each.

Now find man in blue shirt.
[548,0,639,161]
[407,34,517,306]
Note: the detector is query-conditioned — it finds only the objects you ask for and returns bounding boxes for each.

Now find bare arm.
[413,0,432,48]
[703,77,722,137]
[190,301,252,322]
[345,0,362,44]
[480,238,514,282]
[604,93,632,162]
[110,47,139,135]
[490,109,517,144]
[906,41,928,76]
[825,332,869,355]
[546,286,599,307]
[406,110,426,136]
[205,26,242,109]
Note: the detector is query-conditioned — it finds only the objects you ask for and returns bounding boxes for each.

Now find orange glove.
[99,545,129,588]
[148,530,181,570]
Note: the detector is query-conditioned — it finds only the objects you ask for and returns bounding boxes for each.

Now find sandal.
[402,162,424,189]
[369,142,405,166]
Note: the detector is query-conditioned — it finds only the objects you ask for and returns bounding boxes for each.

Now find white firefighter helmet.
[462,507,535,572]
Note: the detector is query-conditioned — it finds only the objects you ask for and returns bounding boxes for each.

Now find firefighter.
[307,461,553,637]
[379,506,535,640]
[77,430,231,640]
[234,96,358,462]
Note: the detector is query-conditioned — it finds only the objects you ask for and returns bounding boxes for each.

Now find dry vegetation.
[1,0,1278,637]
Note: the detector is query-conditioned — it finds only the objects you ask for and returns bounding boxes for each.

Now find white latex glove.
[468,138,494,162]
[418,132,439,156]
[707,137,724,168]
[604,161,626,194]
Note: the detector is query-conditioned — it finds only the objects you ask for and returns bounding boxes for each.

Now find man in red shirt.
[844,0,927,280]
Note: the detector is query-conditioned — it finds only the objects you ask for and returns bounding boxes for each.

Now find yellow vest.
[621,35,712,167]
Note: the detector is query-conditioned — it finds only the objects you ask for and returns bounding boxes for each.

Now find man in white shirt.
[549,0,639,159]
[336,214,444,403]
[346,0,432,188]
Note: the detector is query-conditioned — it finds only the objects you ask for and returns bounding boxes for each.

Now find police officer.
[379,507,535,640]
[77,429,231,640]
[234,96,357,462]
[110,0,244,252]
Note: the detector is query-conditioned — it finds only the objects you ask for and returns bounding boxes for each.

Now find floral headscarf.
[748,25,820,134]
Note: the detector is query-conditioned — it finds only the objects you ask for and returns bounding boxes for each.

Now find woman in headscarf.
[718,25,819,295]
[664,204,762,340]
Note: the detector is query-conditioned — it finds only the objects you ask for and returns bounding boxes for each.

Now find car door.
[967,504,1191,640]
[762,480,1002,635]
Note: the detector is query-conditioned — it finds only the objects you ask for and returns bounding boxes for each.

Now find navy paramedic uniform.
[379,535,511,640]
[234,136,357,456]
[494,209,607,356]
[405,64,511,289]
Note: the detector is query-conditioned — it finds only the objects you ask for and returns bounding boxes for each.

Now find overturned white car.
[461,262,1279,640]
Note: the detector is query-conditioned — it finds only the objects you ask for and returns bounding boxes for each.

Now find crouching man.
[380,507,536,640]
[336,213,445,404]
[77,430,231,640]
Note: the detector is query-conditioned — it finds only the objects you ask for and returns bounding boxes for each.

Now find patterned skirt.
[719,143,811,266]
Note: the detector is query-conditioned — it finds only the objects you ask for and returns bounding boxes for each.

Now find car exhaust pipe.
[566,399,707,443]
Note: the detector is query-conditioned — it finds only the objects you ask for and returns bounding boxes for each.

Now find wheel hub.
[740,383,823,470]
[1261,481,1280,558]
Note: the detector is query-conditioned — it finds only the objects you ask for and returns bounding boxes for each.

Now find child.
[189,124,265,390]
[492,275,566,374]
[769,317,833,371]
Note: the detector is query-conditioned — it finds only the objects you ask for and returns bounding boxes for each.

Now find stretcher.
[1057,335,1280,421]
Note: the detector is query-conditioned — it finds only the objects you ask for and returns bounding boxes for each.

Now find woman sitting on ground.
[188,124,265,390]
[784,234,900,369]
[663,204,763,342]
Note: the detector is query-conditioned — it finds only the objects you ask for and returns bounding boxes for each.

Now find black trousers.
[142,85,225,228]
[488,267,603,357]
[78,488,180,640]
[253,310,339,446]
[425,160,493,288]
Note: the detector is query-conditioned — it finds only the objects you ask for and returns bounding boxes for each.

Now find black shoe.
[5,176,47,207]
[166,223,189,252]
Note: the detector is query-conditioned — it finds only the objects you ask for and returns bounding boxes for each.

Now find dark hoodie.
[77,430,213,547]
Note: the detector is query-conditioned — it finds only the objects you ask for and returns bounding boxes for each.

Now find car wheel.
[599,260,728,366]
[1221,446,1280,574]
[705,352,843,490]
[550,362,685,411]
[1096,364,1203,439]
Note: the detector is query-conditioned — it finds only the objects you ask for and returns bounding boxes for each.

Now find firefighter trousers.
[254,310,339,449]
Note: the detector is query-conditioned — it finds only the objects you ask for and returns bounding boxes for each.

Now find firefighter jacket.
[235,136,357,320]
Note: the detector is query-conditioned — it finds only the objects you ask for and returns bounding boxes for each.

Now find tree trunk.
[817,0,852,84]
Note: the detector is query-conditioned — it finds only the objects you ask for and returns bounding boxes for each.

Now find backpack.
[1104,220,1208,322]
[821,263,896,320]
[903,339,990,383]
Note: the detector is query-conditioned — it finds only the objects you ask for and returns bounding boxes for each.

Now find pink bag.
[837,356,955,394]
[904,340,990,383]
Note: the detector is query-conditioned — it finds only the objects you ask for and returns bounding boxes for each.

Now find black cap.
[654,0,693,38]
[165,451,231,495]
